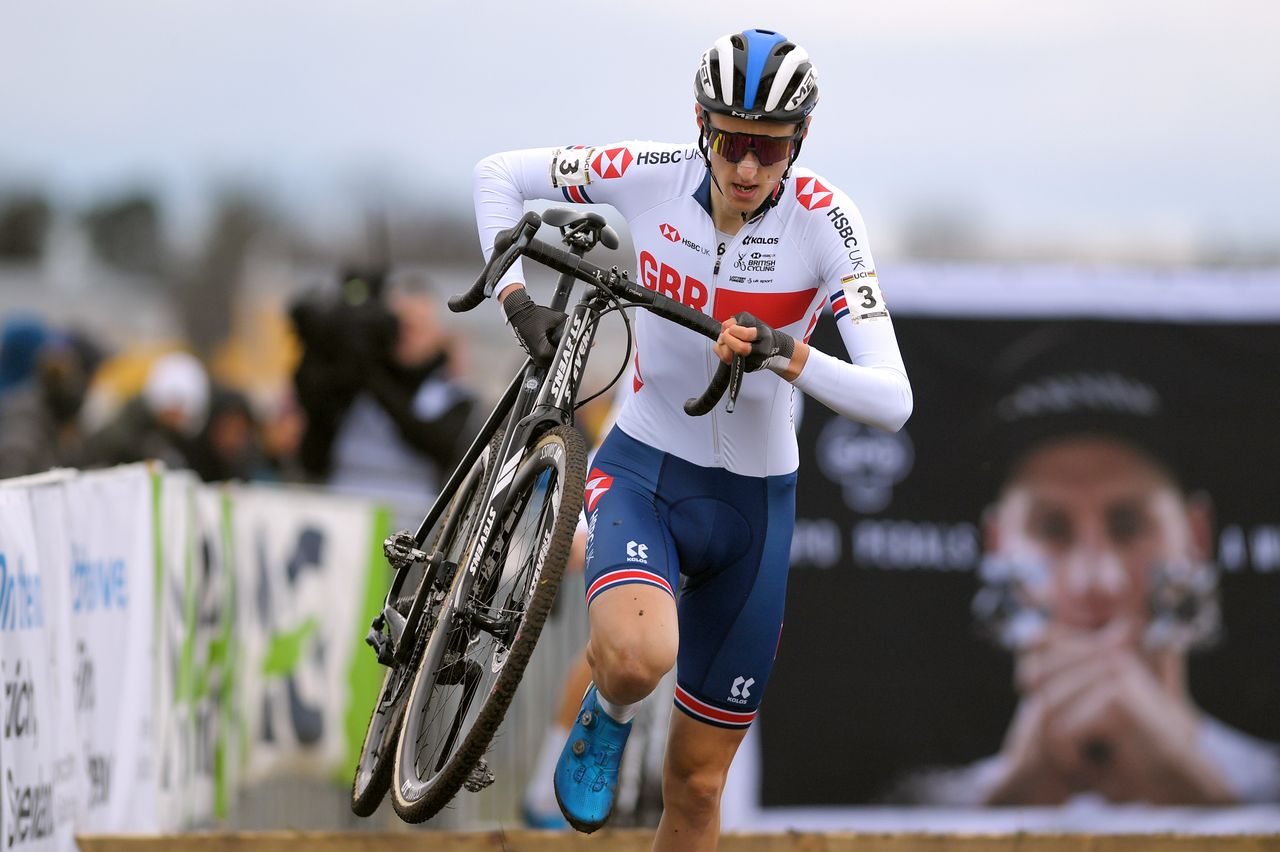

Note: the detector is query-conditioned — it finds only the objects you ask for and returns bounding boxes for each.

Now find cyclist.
[474,28,912,847]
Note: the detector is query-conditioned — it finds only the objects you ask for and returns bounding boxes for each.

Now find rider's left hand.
[716,312,796,375]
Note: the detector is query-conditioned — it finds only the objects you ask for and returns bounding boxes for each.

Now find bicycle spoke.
[392,427,586,823]
[408,468,558,785]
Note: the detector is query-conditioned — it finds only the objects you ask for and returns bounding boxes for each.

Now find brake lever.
[725,355,744,414]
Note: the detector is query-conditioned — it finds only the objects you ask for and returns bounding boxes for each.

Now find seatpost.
[547,225,598,312]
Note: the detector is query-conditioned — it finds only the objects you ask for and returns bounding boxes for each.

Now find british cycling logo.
[5,767,54,847]
[816,417,914,513]
[795,176,833,211]
[591,147,633,180]
[733,251,776,274]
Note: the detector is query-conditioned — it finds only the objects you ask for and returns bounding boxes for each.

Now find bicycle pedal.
[365,626,396,667]
[383,530,428,570]
[463,758,495,793]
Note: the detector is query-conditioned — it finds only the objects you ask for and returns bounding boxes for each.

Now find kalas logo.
[660,223,681,243]
[592,147,633,180]
[795,176,833,211]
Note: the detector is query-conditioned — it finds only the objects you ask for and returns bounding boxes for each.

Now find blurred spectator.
[83,350,210,471]
[894,326,1280,806]
[188,387,268,483]
[1,314,51,398]
[291,268,476,529]
[0,325,105,477]
[257,389,306,482]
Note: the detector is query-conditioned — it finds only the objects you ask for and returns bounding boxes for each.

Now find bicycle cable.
[571,284,634,411]
[574,293,723,412]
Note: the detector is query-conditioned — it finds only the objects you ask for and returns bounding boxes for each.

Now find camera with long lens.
[289,267,399,362]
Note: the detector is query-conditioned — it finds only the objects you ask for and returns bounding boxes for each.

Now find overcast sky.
[2,0,1278,255]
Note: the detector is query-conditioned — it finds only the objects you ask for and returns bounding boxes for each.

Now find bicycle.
[350,207,743,822]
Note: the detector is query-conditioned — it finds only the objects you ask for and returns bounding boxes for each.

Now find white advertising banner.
[194,483,238,823]
[61,465,157,833]
[153,470,230,831]
[0,487,66,851]
[229,483,388,784]
[16,472,85,852]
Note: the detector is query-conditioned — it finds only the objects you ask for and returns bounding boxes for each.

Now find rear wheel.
[350,435,499,816]
[391,425,587,823]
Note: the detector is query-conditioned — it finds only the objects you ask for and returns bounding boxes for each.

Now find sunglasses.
[705,124,799,167]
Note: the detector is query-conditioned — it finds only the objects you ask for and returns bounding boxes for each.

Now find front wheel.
[350,435,499,816]
[391,425,587,823]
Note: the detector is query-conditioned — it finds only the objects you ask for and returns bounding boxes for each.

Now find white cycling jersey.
[474,140,912,477]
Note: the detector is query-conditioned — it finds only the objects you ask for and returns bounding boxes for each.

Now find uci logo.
[816,418,914,513]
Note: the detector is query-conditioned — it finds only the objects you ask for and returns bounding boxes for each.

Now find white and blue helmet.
[694,29,819,124]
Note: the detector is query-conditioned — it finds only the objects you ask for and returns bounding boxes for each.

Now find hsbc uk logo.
[626,541,649,563]
[592,147,633,180]
[795,176,833,211]
[637,148,696,165]
[659,224,710,255]
[729,675,754,704]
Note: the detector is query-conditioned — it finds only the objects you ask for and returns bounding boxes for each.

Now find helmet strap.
[697,110,733,209]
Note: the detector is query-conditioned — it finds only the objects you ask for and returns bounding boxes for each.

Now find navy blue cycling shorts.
[581,427,796,729]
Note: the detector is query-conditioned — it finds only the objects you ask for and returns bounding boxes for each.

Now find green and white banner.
[0,466,391,844]
[228,483,389,786]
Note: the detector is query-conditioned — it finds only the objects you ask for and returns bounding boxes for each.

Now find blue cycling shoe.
[553,684,632,833]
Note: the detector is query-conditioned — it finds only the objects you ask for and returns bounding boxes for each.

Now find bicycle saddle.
[541,207,620,251]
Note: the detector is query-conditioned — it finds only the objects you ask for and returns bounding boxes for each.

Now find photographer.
[291,268,476,528]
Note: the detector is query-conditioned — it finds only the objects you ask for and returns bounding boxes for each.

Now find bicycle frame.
[373,239,611,666]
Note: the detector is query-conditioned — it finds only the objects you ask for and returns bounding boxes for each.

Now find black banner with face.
[759,313,1280,808]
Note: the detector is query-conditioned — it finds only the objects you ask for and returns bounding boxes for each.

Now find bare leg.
[585,583,678,705]
[652,709,747,852]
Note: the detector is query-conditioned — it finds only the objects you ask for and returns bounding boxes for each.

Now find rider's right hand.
[501,287,565,367]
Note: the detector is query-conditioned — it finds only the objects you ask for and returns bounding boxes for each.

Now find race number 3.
[550,147,594,188]
[840,271,888,323]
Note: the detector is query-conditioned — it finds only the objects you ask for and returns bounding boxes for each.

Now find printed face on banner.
[989,436,1209,644]
[767,317,1280,819]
